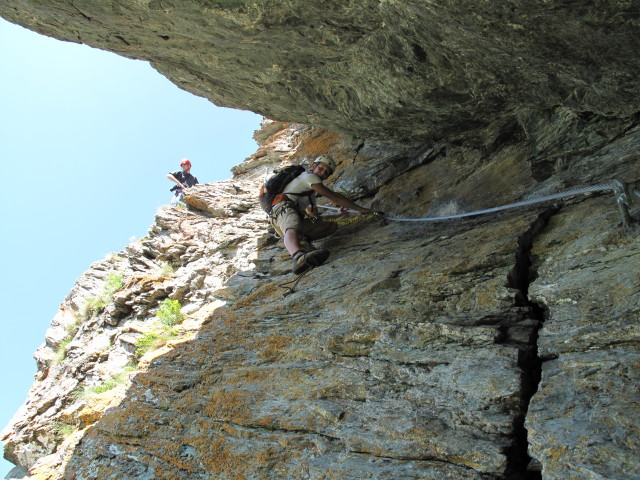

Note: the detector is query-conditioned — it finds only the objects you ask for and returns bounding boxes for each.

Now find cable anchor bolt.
[611,179,633,227]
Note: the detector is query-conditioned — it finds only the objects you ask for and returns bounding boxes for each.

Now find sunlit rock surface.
[1,1,640,478]
[3,120,638,479]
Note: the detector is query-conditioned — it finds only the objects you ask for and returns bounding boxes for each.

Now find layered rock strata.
[3,120,639,479]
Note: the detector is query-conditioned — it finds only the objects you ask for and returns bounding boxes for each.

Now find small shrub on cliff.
[104,271,123,297]
[91,380,118,395]
[52,320,82,364]
[54,337,72,364]
[135,331,171,357]
[89,368,134,394]
[157,262,175,279]
[81,296,106,320]
[72,366,136,400]
[156,298,185,327]
[134,300,185,357]
[52,420,77,438]
[80,271,124,321]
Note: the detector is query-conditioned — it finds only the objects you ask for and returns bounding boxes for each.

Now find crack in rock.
[503,207,559,479]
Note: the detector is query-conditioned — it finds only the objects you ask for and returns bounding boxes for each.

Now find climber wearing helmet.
[167,158,199,206]
[271,155,372,274]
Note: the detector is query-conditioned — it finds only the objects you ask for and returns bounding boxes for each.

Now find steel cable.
[318,182,614,222]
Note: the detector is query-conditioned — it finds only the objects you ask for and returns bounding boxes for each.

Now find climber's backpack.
[259,165,306,213]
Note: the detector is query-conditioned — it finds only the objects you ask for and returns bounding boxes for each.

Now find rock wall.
[2,119,639,479]
[1,1,640,479]
[1,1,639,141]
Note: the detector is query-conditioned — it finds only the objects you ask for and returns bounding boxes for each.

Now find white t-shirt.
[283,172,322,211]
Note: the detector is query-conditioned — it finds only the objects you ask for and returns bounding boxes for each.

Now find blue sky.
[0,18,261,476]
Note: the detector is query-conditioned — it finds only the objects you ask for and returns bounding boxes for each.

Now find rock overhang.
[1,1,639,143]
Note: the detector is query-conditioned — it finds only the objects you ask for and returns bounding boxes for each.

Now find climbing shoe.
[291,249,330,274]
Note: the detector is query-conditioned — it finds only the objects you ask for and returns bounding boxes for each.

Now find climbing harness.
[318,180,635,226]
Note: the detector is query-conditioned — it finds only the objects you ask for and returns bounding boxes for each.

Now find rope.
[277,270,310,296]
[313,212,380,226]
[318,182,615,223]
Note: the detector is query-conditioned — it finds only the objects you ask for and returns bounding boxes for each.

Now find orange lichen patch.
[231,282,284,309]
[548,445,568,463]
[122,272,169,290]
[183,195,209,212]
[314,381,366,402]
[99,404,163,437]
[254,447,276,469]
[76,403,106,427]
[226,368,272,385]
[256,335,292,361]
[29,429,88,480]
[221,310,252,330]
[193,309,256,357]
[254,414,278,429]
[197,437,250,480]
[73,390,125,427]
[153,442,199,473]
[190,432,302,480]
[29,460,62,480]
[443,454,485,472]
[203,389,254,423]
[298,130,341,157]
[66,452,125,479]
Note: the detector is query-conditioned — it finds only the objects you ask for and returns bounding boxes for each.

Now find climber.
[269,155,372,274]
[167,159,199,206]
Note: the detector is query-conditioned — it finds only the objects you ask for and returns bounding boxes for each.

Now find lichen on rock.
[1,2,640,479]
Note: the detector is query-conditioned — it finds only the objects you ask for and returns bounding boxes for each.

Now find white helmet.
[313,155,336,174]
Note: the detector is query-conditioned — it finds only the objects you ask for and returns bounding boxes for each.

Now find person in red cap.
[167,159,199,206]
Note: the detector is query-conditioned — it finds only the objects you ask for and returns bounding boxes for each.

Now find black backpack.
[259,165,306,213]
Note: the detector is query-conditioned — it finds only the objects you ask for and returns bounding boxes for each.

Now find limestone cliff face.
[1,2,640,480]
[3,119,639,480]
